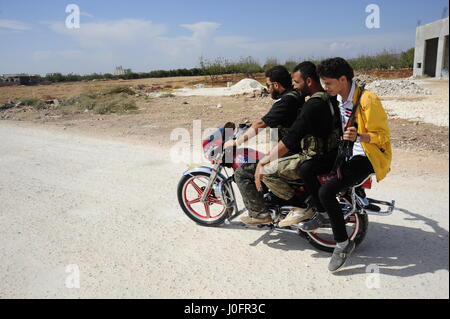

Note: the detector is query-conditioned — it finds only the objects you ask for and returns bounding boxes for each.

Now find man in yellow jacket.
[299,57,392,272]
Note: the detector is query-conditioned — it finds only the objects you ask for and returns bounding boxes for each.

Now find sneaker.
[298,212,330,232]
[278,207,315,227]
[240,212,273,225]
[328,240,356,273]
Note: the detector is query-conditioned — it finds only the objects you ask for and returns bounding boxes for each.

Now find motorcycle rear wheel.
[303,213,369,253]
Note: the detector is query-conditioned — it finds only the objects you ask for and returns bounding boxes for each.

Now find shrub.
[159,93,175,98]
[20,97,47,110]
[93,95,137,114]
[102,86,136,95]
[263,57,279,72]
[60,91,137,114]
[284,60,298,72]
[400,48,415,68]
[349,49,408,70]
[234,56,263,77]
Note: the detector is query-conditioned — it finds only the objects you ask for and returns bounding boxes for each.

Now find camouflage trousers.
[234,163,267,218]
[262,154,311,201]
[234,154,309,216]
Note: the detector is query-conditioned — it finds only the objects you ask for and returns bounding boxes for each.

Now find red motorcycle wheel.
[177,171,229,226]
[304,213,369,253]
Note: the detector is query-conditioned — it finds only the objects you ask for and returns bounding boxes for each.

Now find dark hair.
[265,65,293,90]
[317,57,354,82]
[293,61,320,83]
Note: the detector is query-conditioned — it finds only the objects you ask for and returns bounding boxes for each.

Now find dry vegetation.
[0,72,448,154]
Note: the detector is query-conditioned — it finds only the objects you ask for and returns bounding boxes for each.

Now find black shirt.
[282,95,339,154]
[261,90,305,129]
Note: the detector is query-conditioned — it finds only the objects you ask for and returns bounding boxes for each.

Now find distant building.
[413,17,449,78]
[0,74,39,86]
[114,66,132,76]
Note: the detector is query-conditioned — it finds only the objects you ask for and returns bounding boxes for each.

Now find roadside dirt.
[0,73,448,299]
[0,122,448,299]
[1,89,448,154]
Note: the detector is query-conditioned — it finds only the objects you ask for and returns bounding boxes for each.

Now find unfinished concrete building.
[413,17,449,78]
[0,74,39,86]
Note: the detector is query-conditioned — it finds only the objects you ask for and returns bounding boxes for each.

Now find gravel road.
[0,121,448,299]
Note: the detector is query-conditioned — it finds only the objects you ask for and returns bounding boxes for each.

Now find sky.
[0,0,448,75]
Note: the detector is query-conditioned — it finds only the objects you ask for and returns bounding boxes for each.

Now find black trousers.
[318,156,374,243]
[297,150,337,212]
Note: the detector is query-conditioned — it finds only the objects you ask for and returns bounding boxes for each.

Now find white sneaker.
[241,213,273,225]
[278,207,315,227]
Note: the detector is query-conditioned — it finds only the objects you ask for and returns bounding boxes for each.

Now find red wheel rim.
[308,214,359,247]
[182,176,226,221]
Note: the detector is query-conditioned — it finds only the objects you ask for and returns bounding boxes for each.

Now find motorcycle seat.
[317,173,374,189]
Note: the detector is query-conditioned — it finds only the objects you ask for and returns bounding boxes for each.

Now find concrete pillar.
[436,36,444,78]
[413,31,424,77]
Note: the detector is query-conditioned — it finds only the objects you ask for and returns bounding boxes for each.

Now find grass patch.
[159,93,175,98]
[101,86,136,95]
[20,97,47,110]
[93,95,137,114]
[60,90,138,115]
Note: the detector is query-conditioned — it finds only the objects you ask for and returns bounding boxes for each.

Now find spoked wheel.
[177,171,230,226]
[304,213,369,253]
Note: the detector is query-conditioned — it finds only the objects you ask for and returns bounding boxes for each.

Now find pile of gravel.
[366,79,432,96]
[229,79,265,94]
[354,73,379,86]
[149,78,267,97]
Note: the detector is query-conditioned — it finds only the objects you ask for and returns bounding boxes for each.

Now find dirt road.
[0,121,448,298]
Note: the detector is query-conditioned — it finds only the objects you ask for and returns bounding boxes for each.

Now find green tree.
[400,48,415,68]
[284,59,298,72]
[236,56,262,78]
[263,57,279,71]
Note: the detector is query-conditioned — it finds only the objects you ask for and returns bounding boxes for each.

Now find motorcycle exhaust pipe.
[364,199,396,216]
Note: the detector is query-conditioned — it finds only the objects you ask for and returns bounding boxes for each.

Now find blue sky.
[0,0,448,75]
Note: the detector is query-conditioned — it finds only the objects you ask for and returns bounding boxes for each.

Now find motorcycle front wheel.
[177,171,230,226]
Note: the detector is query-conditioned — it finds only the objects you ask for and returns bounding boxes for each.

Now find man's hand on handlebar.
[223,139,237,150]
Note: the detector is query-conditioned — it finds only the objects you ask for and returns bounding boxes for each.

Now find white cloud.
[26,17,415,74]
[0,19,31,31]
[43,19,224,72]
[329,41,354,51]
[80,12,95,19]
[180,22,221,39]
[49,18,167,47]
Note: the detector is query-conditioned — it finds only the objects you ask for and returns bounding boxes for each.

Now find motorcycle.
[177,122,395,252]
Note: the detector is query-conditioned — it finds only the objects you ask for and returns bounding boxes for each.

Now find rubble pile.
[366,79,432,96]
[353,73,379,86]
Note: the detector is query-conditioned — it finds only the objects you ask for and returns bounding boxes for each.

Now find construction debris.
[0,102,16,111]
[354,73,379,86]
[366,79,432,96]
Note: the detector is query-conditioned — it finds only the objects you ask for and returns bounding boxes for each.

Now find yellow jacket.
[352,85,392,182]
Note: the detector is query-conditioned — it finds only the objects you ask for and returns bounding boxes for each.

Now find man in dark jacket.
[223,65,304,225]
[255,62,340,226]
